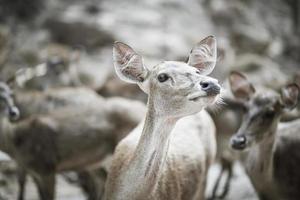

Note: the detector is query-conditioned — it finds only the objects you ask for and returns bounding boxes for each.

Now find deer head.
[0,82,20,121]
[228,71,299,150]
[113,36,221,118]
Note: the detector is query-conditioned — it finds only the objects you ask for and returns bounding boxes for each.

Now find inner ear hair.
[113,42,148,84]
[229,71,255,100]
[281,83,300,110]
[187,35,217,75]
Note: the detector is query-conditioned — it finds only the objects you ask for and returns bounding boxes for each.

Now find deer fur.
[11,86,105,200]
[0,83,146,200]
[13,87,100,120]
[229,71,300,200]
[104,36,221,200]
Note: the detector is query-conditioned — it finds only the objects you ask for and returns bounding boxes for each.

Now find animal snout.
[200,81,220,96]
[8,106,20,121]
[230,135,247,150]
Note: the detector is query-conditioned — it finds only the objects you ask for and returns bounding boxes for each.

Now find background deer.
[4,65,107,200]
[14,87,102,121]
[104,36,221,200]
[0,81,146,200]
[228,71,300,200]
[0,63,149,200]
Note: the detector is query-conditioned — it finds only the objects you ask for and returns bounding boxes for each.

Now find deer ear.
[187,36,217,75]
[113,42,149,84]
[293,72,300,88]
[229,71,255,100]
[281,84,299,110]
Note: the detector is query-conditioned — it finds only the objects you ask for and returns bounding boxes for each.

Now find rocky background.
[0,0,299,199]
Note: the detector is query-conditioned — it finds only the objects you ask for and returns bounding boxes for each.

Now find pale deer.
[104,36,221,200]
[229,71,300,200]
[0,81,146,200]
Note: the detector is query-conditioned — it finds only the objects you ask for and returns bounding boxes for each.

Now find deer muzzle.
[8,106,20,121]
[3,95,20,121]
[200,81,220,96]
[230,135,247,150]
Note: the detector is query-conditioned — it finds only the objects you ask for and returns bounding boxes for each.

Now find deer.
[3,63,110,200]
[12,86,104,200]
[0,81,146,200]
[205,88,245,200]
[228,71,300,200]
[13,86,102,121]
[104,36,221,200]
[3,58,147,200]
[4,67,127,200]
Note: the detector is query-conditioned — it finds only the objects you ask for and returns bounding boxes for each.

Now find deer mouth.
[188,93,219,102]
[206,86,221,96]
[188,94,206,102]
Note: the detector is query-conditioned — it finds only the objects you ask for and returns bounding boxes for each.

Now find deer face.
[228,72,299,150]
[113,36,221,118]
[0,82,20,121]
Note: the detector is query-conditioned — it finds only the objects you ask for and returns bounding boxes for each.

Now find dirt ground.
[0,151,258,200]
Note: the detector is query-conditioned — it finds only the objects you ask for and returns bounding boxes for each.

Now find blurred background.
[0,0,299,199]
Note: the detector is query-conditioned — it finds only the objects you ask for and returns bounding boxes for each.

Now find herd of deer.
[0,35,299,200]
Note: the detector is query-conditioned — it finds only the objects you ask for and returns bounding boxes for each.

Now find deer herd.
[0,36,299,200]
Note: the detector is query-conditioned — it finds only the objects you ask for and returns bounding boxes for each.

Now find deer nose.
[8,106,20,121]
[230,135,247,150]
[200,81,220,96]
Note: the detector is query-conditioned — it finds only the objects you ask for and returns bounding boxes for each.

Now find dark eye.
[196,70,201,75]
[157,73,169,82]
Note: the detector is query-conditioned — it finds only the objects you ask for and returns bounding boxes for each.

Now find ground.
[0,152,257,200]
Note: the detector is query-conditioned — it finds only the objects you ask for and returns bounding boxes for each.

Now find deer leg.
[78,171,95,200]
[17,168,27,200]
[210,156,234,200]
[78,168,107,200]
[210,166,224,200]
[218,163,233,199]
[33,173,55,200]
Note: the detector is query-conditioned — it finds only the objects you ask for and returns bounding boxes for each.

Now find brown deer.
[229,71,300,200]
[3,62,147,200]
[6,67,105,200]
[104,36,221,200]
[0,81,146,200]
[13,87,102,121]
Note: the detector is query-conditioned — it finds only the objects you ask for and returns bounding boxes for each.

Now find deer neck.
[246,125,277,181]
[0,116,14,154]
[118,100,178,199]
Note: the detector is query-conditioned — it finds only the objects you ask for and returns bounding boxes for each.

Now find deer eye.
[157,73,169,82]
